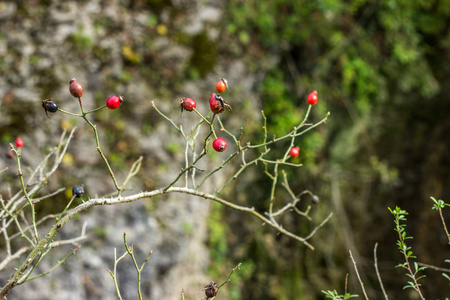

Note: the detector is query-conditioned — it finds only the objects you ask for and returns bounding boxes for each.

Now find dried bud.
[204,282,218,299]
[42,99,59,117]
[209,93,231,114]
[72,184,85,198]
[5,148,14,159]
[69,78,84,98]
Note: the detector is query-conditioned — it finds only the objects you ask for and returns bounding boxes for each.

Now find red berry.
[289,146,300,158]
[180,97,196,112]
[209,93,231,114]
[15,137,24,148]
[212,138,227,152]
[307,90,318,105]
[215,78,228,93]
[106,95,123,109]
[69,78,84,98]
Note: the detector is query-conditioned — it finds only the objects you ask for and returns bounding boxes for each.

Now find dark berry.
[42,99,59,118]
[69,78,84,98]
[180,97,197,112]
[106,96,123,109]
[204,282,218,299]
[289,146,300,158]
[209,93,231,114]
[307,90,318,105]
[15,138,24,148]
[72,184,85,198]
[215,78,228,93]
[5,148,14,159]
[212,138,227,152]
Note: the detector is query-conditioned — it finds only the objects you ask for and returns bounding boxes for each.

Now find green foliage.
[389,206,427,294]
[443,260,450,283]
[68,29,93,51]
[187,31,218,78]
[259,69,301,136]
[207,202,229,277]
[431,196,450,210]
[321,290,358,299]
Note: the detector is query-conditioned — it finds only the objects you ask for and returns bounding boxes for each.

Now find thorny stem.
[24,246,80,282]
[438,207,450,244]
[152,101,181,132]
[1,197,35,247]
[56,195,76,221]
[261,110,268,153]
[77,97,121,192]
[193,108,211,125]
[349,250,369,300]
[391,209,425,300]
[183,128,190,188]
[267,162,280,216]
[217,116,241,150]
[217,150,269,194]
[107,248,127,300]
[374,243,389,300]
[196,151,239,190]
[218,263,242,289]
[0,185,332,298]
[12,146,39,243]
[123,233,152,300]
[244,110,329,150]
[210,114,218,139]
[120,156,143,191]
[164,131,212,191]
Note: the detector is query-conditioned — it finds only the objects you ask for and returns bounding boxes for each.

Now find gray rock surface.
[0,1,263,299]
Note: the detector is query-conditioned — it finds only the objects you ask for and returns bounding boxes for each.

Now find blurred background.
[0,0,450,299]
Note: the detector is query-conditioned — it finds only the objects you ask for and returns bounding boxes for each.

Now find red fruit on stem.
[106,96,123,109]
[307,90,318,105]
[212,138,227,152]
[69,78,84,98]
[289,146,300,158]
[15,137,24,148]
[215,78,228,93]
[209,93,231,114]
[180,97,196,112]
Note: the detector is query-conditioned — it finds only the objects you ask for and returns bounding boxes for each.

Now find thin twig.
[349,250,369,300]
[218,263,242,289]
[12,146,39,242]
[374,243,388,300]
[417,262,450,273]
[24,245,81,282]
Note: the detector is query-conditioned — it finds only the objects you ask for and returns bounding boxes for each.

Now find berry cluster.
[179,78,232,153]
[40,78,125,119]
[38,78,127,197]
[288,90,319,159]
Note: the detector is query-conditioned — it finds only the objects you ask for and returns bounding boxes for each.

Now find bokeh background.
[1,0,450,299]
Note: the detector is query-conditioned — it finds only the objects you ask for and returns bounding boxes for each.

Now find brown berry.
[69,78,84,98]
[5,148,14,159]
[204,282,218,299]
